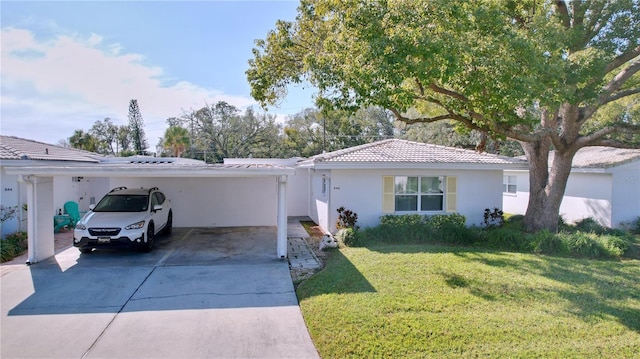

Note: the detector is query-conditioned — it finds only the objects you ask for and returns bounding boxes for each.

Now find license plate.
[98,237,111,243]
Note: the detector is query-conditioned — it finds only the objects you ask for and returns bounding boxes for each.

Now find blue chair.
[63,201,83,226]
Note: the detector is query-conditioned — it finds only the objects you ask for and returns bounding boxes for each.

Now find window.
[503,175,517,194]
[394,176,444,212]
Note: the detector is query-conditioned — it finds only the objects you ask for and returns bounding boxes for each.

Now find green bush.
[559,232,609,258]
[620,216,640,234]
[361,213,635,260]
[437,223,478,245]
[574,218,607,234]
[479,227,535,251]
[1,231,28,262]
[336,228,360,247]
[533,230,569,256]
[372,213,468,244]
[596,235,629,258]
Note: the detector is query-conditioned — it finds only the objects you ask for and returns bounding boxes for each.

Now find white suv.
[74,187,173,253]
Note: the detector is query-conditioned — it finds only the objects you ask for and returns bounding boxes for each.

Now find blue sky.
[1,1,315,151]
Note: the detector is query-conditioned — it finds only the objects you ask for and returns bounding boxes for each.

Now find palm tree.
[163,126,190,157]
[68,130,98,152]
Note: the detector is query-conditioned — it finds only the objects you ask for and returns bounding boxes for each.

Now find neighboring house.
[298,139,528,233]
[0,135,103,238]
[503,146,640,228]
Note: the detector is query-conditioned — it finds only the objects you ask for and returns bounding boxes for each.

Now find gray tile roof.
[557,146,640,168]
[0,135,101,163]
[309,139,526,165]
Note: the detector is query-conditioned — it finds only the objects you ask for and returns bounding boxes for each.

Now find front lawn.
[297,244,640,358]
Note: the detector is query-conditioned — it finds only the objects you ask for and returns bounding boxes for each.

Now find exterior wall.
[53,176,111,214]
[286,168,309,217]
[504,161,640,228]
[611,160,640,227]
[308,170,331,232]
[319,168,503,233]
[223,158,307,216]
[502,170,530,216]
[104,176,278,227]
[0,171,21,237]
[561,172,613,227]
[503,170,614,226]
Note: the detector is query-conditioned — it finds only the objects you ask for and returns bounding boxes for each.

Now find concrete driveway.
[0,227,319,359]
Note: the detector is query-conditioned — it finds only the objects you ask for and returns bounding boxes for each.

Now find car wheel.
[142,223,154,252]
[79,247,92,254]
[162,210,173,236]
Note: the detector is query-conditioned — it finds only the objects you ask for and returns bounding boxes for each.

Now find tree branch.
[605,45,640,74]
[598,87,640,106]
[599,58,640,101]
[428,83,469,103]
[576,121,640,147]
[555,1,571,29]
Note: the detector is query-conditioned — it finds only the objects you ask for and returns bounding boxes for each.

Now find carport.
[5,158,295,264]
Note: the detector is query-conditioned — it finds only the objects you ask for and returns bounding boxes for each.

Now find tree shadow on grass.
[296,249,376,301]
[367,243,640,332]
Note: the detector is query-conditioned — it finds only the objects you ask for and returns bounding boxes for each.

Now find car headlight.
[75,223,86,230]
[125,221,145,230]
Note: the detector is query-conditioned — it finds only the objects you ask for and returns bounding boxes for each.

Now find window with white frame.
[394,176,444,211]
[503,175,517,194]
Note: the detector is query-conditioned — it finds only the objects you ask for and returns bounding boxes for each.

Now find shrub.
[559,232,608,258]
[428,213,466,229]
[335,228,360,247]
[1,231,28,262]
[596,235,629,258]
[336,207,359,230]
[372,213,469,244]
[480,227,535,251]
[437,223,478,245]
[620,217,640,234]
[574,217,607,234]
[482,208,504,228]
[533,230,568,256]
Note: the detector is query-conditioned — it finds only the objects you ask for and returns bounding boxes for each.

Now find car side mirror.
[153,204,163,212]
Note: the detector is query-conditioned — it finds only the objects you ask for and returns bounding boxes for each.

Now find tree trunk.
[521,140,576,233]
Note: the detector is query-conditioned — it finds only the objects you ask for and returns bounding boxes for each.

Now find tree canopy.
[248,0,640,231]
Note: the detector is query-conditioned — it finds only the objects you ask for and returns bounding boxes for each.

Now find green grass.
[297,244,640,358]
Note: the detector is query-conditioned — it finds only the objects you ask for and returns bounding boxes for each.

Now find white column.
[276,175,288,258]
[22,176,55,264]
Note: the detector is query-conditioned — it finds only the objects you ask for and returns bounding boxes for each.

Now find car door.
[150,192,169,233]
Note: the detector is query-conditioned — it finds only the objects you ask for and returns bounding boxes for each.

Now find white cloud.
[0,27,257,150]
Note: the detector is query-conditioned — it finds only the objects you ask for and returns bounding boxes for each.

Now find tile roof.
[0,135,101,163]
[557,146,640,168]
[309,139,526,165]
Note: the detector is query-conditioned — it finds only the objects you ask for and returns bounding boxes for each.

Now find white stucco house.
[3,135,530,263]
[1,135,294,263]
[503,146,640,228]
[297,139,528,233]
[0,135,105,238]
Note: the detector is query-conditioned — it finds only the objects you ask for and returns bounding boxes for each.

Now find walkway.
[287,217,321,270]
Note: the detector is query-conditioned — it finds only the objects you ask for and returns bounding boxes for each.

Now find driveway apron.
[0,227,319,359]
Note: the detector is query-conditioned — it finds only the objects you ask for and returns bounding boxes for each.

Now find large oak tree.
[247,0,640,232]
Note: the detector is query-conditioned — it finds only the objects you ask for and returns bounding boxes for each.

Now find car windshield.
[93,194,149,212]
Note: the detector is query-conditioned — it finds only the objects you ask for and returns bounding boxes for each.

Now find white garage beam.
[19,175,55,264]
[276,175,288,258]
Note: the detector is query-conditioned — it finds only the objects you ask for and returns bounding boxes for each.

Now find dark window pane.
[421,195,443,211]
[395,195,418,211]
